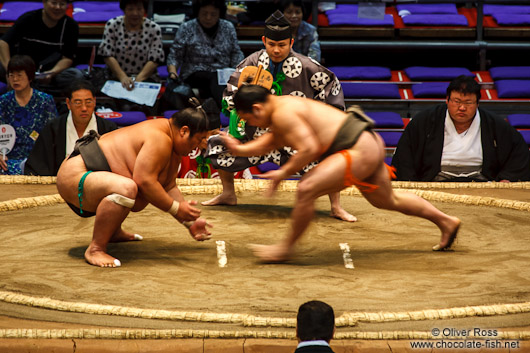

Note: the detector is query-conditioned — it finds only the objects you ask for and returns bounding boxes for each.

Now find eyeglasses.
[48,1,68,8]
[71,99,95,107]
[449,98,477,107]
[7,72,26,80]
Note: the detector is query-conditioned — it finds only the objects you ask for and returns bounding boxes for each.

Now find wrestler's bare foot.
[109,228,143,243]
[84,246,121,268]
[433,216,461,251]
[201,193,237,206]
[330,206,357,222]
[249,243,294,263]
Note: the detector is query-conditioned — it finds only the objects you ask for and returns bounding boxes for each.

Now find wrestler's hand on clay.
[188,218,213,241]
[260,169,288,197]
[176,200,201,222]
[248,243,293,263]
[220,131,241,154]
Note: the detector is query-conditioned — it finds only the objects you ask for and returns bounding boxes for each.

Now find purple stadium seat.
[495,80,530,98]
[490,67,530,80]
[220,113,229,127]
[327,13,394,26]
[401,14,468,26]
[73,11,121,22]
[73,1,120,12]
[325,4,358,16]
[405,67,474,81]
[366,112,404,128]
[163,110,178,119]
[483,4,530,15]
[157,66,169,80]
[492,14,530,26]
[328,66,392,80]
[341,83,401,99]
[411,82,450,98]
[396,3,458,14]
[0,1,43,21]
[257,162,279,173]
[507,114,530,128]
[378,131,403,147]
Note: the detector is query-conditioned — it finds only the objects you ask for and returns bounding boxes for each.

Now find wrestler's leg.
[84,173,138,267]
[201,169,237,206]
[328,192,357,222]
[251,160,353,262]
[356,133,460,250]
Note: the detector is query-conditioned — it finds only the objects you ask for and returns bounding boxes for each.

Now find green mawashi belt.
[77,170,93,215]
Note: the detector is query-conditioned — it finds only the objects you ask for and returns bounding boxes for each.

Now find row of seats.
[327,65,530,100]
[1,1,530,38]
[75,63,530,101]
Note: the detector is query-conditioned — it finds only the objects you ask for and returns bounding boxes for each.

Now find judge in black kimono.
[392,75,530,182]
[24,81,117,176]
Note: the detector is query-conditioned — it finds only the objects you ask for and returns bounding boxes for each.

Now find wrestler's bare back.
[98,119,181,189]
[268,96,348,153]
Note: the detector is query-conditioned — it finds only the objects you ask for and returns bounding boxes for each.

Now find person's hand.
[175,200,201,222]
[35,72,53,85]
[259,169,288,197]
[120,76,135,91]
[188,218,213,241]
[220,131,241,154]
[499,179,510,183]
[0,155,7,171]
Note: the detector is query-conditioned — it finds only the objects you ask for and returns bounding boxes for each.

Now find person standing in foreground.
[223,85,461,262]
[56,105,213,268]
[295,301,335,353]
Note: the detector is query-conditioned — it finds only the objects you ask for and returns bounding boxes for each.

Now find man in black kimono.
[392,75,530,182]
[25,81,117,176]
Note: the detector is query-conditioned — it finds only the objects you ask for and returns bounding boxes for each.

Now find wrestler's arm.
[224,131,277,157]
[133,135,200,222]
[167,181,212,241]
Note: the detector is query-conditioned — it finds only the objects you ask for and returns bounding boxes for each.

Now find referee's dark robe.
[24,114,117,176]
[392,104,530,182]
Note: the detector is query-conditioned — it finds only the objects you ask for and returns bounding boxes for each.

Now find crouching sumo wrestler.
[57,107,213,268]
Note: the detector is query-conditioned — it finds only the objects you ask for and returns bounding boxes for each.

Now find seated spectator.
[98,0,165,114]
[392,75,530,182]
[0,55,58,175]
[280,0,321,62]
[25,81,117,176]
[0,0,84,96]
[165,0,244,110]
[295,300,336,353]
[236,0,280,26]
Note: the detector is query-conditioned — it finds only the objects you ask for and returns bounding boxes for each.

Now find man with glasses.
[25,81,117,176]
[392,75,530,182]
[0,0,83,95]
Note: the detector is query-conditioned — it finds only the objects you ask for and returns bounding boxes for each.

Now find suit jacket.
[392,104,530,181]
[24,114,117,176]
[295,345,335,353]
